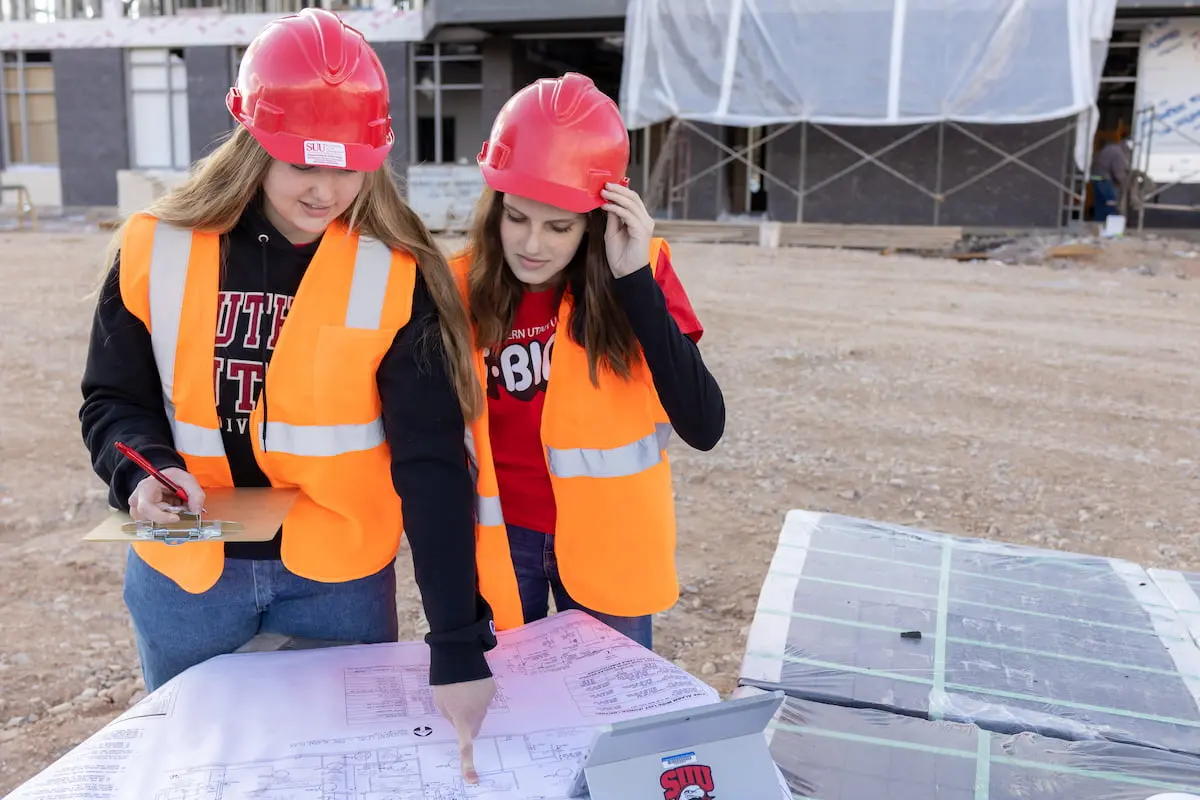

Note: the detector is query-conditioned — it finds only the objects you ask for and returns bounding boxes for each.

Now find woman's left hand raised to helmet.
[601,182,655,279]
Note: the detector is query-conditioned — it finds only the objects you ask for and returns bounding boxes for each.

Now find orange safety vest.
[118,213,417,594]
[454,239,680,630]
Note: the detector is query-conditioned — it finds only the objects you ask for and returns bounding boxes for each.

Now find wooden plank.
[649,220,963,251]
[651,220,760,244]
[1046,243,1100,259]
[779,223,963,252]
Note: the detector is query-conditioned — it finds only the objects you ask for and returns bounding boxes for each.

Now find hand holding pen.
[115,442,207,524]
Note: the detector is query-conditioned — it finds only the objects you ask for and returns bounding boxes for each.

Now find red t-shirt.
[486,250,703,534]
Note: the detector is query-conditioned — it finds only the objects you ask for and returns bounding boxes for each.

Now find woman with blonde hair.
[80,8,493,781]
[453,73,726,649]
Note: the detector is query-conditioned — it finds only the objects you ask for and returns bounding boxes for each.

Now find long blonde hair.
[104,127,482,421]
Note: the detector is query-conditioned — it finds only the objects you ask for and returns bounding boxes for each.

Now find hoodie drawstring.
[257,233,271,453]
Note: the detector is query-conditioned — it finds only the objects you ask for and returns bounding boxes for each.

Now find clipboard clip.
[119,507,244,546]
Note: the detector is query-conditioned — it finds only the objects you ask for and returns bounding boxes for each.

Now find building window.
[1,0,99,21]
[2,51,58,165]
[231,44,247,81]
[411,42,482,164]
[127,48,190,170]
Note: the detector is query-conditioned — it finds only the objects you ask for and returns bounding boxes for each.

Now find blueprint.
[7,611,722,800]
[148,728,601,800]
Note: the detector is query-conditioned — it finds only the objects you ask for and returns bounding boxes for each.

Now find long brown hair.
[465,187,641,385]
[104,126,482,421]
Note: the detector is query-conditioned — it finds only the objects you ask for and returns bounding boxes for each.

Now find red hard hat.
[226,8,393,172]
[478,72,629,214]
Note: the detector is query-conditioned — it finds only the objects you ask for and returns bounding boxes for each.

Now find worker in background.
[1090,135,1132,222]
[79,9,493,783]
[452,73,726,648]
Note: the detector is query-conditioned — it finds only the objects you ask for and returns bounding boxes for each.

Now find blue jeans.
[122,548,398,692]
[506,524,653,649]
[1091,177,1119,221]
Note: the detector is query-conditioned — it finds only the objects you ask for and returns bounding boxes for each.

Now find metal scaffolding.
[1128,104,1200,233]
[622,0,1114,228]
[643,115,1092,228]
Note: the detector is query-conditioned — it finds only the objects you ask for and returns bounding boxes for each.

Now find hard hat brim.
[479,163,604,215]
[236,116,394,173]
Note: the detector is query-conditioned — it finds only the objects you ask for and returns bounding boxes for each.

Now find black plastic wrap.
[737,687,1200,800]
[739,510,1200,755]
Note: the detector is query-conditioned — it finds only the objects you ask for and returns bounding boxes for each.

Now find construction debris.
[950,229,1200,276]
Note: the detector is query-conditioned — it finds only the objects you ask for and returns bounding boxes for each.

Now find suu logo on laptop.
[660,763,715,800]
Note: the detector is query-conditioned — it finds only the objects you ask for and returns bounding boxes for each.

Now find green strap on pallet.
[772,719,1200,797]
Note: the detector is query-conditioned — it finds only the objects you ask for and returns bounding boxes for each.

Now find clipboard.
[83,487,301,546]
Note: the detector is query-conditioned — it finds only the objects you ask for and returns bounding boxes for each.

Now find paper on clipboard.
[83,486,300,544]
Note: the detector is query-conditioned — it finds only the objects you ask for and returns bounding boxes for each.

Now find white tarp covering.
[1134,17,1200,185]
[620,0,1118,130]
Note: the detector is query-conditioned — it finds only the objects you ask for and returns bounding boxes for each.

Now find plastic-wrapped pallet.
[739,510,1200,755]
[736,686,1200,800]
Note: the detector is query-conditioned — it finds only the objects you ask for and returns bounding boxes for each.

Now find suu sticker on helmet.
[226,8,394,173]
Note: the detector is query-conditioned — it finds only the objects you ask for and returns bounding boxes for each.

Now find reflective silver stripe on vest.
[146,223,395,461]
[477,494,505,527]
[258,419,385,457]
[147,222,192,419]
[464,429,505,526]
[656,421,672,450]
[345,236,393,329]
[547,422,674,480]
[464,428,480,479]
[171,419,226,458]
[147,222,230,460]
[256,235,393,457]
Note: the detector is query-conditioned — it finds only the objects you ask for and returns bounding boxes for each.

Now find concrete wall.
[186,46,234,160]
[374,41,410,178]
[1141,183,1200,228]
[54,48,128,207]
[754,121,1074,227]
[678,124,728,221]
[481,36,515,140]
[0,167,62,208]
[477,38,560,137]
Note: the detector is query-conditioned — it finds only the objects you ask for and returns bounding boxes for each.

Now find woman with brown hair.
[79,8,493,782]
[454,73,726,650]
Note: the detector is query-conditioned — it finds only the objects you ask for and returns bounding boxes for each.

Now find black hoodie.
[79,199,496,686]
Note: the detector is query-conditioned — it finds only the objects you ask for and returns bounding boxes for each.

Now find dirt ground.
[3,228,1200,794]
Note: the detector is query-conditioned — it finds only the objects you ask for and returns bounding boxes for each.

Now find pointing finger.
[458,725,479,785]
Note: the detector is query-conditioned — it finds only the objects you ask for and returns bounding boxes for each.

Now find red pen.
[114,441,192,506]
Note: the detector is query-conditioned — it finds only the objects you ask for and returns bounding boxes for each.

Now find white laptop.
[568,688,789,799]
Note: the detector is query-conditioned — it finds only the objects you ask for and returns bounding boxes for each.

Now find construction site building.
[1,0,1197,230]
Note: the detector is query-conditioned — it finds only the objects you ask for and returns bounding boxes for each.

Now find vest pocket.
[313,326,396,421]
